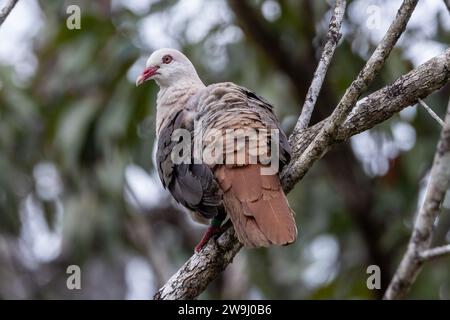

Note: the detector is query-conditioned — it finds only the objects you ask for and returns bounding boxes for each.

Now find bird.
[136,48,297,252]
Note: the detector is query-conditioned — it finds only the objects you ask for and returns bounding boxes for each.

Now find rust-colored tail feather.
[215,164,297,247]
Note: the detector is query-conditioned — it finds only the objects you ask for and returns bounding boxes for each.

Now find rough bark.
[154,48,450,300]
[154,228,242,300]
[384,99,450,300]
[283,48,450,192]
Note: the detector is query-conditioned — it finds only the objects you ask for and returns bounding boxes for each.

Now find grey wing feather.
[156,109,222,219]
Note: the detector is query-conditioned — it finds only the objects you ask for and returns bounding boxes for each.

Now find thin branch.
[384,98,450,300]
[283,0,419,191]
[444,0,450,13]
[295,0,346,131]
[154,48,450,300]
[418,98,445,127]
[420,244,450,262]
[0,0,19,27]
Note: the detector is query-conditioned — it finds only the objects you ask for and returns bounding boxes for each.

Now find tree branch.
[418,98,445,127]
[0,0,18,27]
[284,0,418,191]
[283,48,450,191]
[154,228,242,300]
[295,0,346,131]
[384,98,450,300]
[154,48,450,300]
[444,0,450,13]
[420,244,450,262]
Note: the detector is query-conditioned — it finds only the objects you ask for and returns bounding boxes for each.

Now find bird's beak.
[136,66,160,87]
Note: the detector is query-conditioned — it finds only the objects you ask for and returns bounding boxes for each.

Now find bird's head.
[135,48,202,88]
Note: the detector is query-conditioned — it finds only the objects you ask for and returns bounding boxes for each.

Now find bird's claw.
[194,220,233,252]
[194,226,221,253]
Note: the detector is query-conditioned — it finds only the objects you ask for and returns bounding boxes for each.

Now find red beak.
[136,66,160,86]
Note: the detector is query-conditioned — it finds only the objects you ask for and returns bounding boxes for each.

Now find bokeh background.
[0,0,449,299]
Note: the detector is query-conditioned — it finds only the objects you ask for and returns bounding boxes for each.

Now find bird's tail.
[215,164,297,247]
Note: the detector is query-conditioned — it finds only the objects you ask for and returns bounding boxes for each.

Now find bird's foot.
[195,220,231,252]
[194,226,222,253]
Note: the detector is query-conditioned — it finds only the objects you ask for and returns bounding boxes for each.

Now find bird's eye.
[162,55,173,64]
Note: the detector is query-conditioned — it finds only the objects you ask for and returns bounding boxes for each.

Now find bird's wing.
[156,109,222,219]
[195,82,291,168]
[194,82,297,247]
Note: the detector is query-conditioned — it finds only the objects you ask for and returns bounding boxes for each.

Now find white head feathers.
[136,48,203,88]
